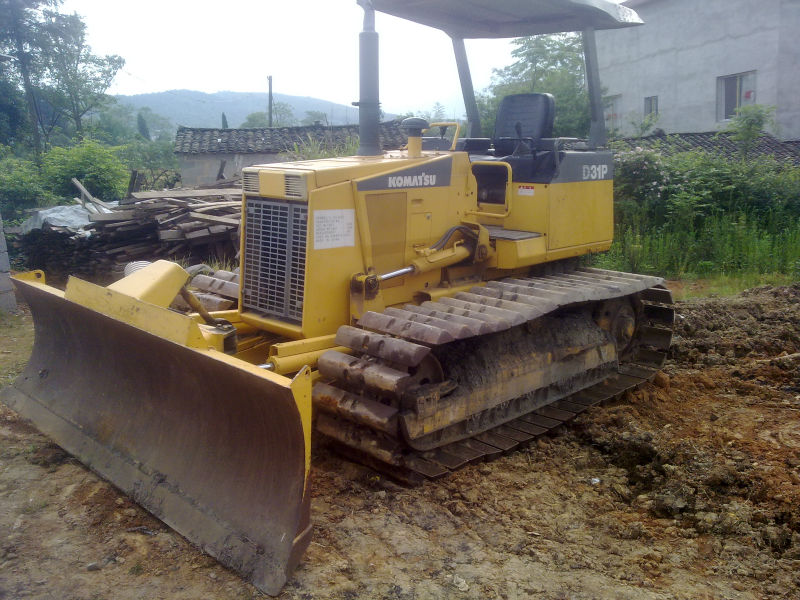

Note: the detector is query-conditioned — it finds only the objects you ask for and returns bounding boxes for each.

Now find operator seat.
[492,93,555,156]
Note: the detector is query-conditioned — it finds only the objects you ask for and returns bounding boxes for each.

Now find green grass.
[0,309,34,389]
[665,273,797,300]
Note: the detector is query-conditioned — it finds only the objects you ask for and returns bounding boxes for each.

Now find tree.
[117,139,179,190]
[627,112,659,139]
[301,110,328,126]
[722,104,776,159]
[1,2,124,153]
[87,102,173,145]
[38,10,124,135]
[240,111,269,128]
[0,0,61,158]
[136,111,150,140]
[482,33,589,138]
[221,112,228,129]
[271,101,296,127]
[0,77,28,147]
[241,102,296,128]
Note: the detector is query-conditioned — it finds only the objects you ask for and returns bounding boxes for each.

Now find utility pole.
[268,75,273,127]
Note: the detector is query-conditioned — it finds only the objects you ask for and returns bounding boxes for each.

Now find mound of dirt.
[1,285,799,599]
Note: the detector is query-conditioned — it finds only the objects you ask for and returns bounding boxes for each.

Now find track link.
[313,267,675,483]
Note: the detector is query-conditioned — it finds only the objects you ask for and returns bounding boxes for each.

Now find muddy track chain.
[313,267,675,484]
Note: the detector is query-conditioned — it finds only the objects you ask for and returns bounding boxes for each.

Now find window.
[717,71,756,120]
[644,96,658,116]
[605,95,622,132]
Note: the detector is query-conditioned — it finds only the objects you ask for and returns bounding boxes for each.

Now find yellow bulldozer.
[1,0,674,595]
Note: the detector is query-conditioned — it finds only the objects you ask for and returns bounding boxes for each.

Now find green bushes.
[0,152,56,220]
[0,139,131,221]
[595,148,800,278]
[42,140,128,201]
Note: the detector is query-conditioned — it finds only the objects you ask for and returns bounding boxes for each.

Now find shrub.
[116,139,180,190]
[597,147,800,277]
[0,154,56,221]
[42,139,128,201]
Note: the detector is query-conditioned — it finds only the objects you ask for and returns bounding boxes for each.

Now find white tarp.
[20,205,92,234]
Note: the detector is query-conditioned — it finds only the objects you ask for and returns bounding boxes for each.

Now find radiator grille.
[242,171,260,194]
[242,198,307,323]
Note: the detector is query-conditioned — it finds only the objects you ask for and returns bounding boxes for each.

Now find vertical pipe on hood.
[357,1,381,156]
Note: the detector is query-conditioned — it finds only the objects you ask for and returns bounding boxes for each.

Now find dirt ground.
[1,284,799,599]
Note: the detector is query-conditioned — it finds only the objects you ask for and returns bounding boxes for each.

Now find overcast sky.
[58,0,521,118]
[59,1,628,118]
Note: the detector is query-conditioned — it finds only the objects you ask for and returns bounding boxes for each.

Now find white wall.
[596,0,794,138]
[777,0,800,139]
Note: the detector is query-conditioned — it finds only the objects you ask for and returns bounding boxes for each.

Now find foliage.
[240,102,296,128]
[481,33,588,137]
[37,10,124,134]
[86,102,173,145]
[0,1,123,153]
[720,104,776,159]
[41,138,127,200]
[301,110,328,126]
[628,112,659,139]
[0,0,62,156]
[221,112,228,129]
[136,112,150,140]
[285,134,358,161]
[594,148,800,277]
[116,139,179,190]
[0,149,55,219]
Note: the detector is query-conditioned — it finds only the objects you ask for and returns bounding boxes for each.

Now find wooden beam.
[187,212,240,227]
[131,188,241,200]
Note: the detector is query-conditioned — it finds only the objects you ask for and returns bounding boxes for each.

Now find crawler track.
[313,267,674,483]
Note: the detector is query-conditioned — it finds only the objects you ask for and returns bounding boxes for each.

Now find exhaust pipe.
[356,1,381,156]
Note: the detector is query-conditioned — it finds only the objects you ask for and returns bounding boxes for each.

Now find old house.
[596,0,800,140]
[174,121,406,186]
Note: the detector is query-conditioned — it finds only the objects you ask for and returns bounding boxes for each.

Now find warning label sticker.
[314,209,355,249]
[517,185,535,196]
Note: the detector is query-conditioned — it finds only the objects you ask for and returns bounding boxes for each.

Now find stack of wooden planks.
[17,182,243,286]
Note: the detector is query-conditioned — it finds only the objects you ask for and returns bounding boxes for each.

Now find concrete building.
[596,0,800,140]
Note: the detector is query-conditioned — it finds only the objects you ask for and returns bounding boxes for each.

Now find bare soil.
[1,284,799,599]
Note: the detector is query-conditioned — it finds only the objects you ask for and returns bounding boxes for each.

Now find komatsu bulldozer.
[1,0,674,595]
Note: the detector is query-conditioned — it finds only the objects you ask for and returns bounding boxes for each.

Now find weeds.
[592,148,800,279]
[285,133,359,161]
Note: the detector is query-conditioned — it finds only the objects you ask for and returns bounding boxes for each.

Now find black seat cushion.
[493,93,555,156]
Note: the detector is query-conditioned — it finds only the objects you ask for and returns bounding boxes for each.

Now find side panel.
[547,179,613,250]
[302,181,365,337]
[546,152,614,251]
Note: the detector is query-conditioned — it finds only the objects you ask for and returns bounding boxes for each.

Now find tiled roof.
[615,132,800,165]
[784,140,800,155]
[174,121,406,155]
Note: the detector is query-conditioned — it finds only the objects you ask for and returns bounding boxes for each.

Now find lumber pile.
[16,181,243,286]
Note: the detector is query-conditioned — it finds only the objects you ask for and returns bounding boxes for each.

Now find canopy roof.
[369,0,642,38]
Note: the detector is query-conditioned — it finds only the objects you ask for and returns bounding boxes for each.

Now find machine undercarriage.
[314,266,674,482]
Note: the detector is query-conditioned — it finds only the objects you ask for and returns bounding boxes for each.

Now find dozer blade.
[1,276,312,596]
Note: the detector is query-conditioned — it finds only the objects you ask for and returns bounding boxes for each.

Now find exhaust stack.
[357,1,381,156]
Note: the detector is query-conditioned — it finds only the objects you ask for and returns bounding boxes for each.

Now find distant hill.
[116,90,363,129]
